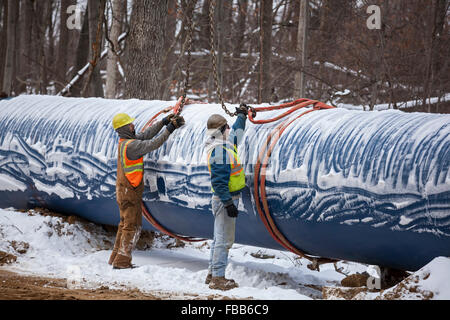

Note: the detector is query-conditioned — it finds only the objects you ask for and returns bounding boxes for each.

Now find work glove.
[236,103,256,118]
[235,104,249,117]
[166,115,185,133]
[172,115,185,128]
[162,114,175,126]
[225,203,239,218]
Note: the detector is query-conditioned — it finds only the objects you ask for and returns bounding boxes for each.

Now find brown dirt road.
[0,269,163,300]
[0,269,230,300]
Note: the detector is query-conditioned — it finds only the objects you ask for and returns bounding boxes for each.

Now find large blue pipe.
[0,95,449,271]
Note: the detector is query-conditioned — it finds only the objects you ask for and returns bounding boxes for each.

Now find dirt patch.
[0,269,241,300]
[376,273,434,300]
[10,241,30,255]
[323,269,434,300]
[165,238,186,249]
[341,273,370,288]
[0,269,161,300]
[0,252,17,266]
[322,286,369,300]
[136,230,156,250]
[250,250,276,260]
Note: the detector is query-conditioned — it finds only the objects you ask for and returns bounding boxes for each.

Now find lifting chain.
[178,1,196,114]
[209,0,237,117]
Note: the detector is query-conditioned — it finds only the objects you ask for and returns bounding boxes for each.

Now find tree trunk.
[56,0,71,86]
[2,0,18,95]
[200,0,210,50]
[70,7,89,97]
[105,0,124,99]
[45,0,55,94]
[216,0,224,93]
[15,0,32,94]
[0,0,8,91]
[258,0,272,103]
[0,0,3,34]
[294,0,308,98]
[232,0,248,103]
[424,0,447,112]
[86,0,105,97]
[160,0,178,100]
[125,0,167,100]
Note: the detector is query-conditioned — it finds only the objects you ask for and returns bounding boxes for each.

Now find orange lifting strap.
[139,97,340,269]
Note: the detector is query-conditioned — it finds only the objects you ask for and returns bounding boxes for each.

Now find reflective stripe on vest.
[207,145,246,193]
[119,139,144,188]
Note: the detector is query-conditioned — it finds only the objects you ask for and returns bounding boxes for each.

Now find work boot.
[208,277,239,291]
[113,264,138,270]
[112,253,133,269]
[205,272,212,285]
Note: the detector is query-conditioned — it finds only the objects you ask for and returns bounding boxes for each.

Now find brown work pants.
[110,200,142,268]
[110,147,144,269]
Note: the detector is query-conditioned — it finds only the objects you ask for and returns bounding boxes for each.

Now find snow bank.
[324,257,450,300]
[376,257,450,300]
[0,208,356,300]
[1,208,449,300]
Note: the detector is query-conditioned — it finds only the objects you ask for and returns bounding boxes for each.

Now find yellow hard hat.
[112,113,135,130]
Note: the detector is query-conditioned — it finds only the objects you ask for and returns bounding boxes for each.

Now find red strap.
[251,99,338,267]
[139,98,206,242]
[139,96,341,263]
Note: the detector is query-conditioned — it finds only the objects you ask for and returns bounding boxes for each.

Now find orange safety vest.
[118,139,144,188]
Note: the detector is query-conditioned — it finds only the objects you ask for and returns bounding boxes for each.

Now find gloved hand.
[225,203,239,218]
[236,103,249,117]
[166,115,185,133]
[162,114,175,126]
[172,115,185,128]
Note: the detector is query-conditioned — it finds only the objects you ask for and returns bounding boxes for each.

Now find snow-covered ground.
[0,208,449,300]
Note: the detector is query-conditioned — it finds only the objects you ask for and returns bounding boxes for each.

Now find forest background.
[0,0,448,113]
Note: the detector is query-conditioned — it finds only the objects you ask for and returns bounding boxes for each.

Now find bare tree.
[216,0,225,92]
[294,0,308,98]
[1,0,448,113]
[125,0,167,100]
[231,0,248,103]
[258,0,273,103]
[2,0,17,95]
[84,0,105,97]
[70,7,90,97]
[56,0,72,87]
[0,0,8,91]
[105,0,125,99]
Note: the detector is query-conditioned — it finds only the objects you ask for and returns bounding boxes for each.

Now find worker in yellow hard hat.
[109,111,185,269]
[112,113,135,131]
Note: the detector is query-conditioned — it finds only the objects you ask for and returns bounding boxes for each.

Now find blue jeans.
[208,198,238,277]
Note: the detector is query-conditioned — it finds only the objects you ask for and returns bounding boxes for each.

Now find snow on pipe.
[0,95,449,271]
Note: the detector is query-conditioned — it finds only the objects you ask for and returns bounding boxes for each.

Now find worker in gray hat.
[204,104,250,290]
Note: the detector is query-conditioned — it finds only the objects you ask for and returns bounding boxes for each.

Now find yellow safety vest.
[207,145,246,193]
